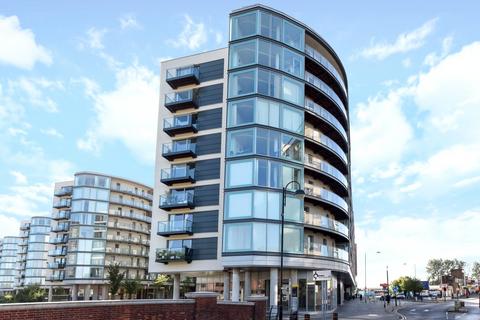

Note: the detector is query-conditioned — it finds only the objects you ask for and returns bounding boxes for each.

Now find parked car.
[395,294,405,299]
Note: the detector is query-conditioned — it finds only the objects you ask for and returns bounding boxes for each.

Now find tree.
[106,264,124,299]
[391,276,424,298]
[180,277,195,296]
[154,274,172,299]
[14,285,46,302]
[123,278,141,299]
[426,258,466,284]
[472,262,480,280]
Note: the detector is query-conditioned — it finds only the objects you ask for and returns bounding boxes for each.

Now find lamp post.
[278,181,304,320]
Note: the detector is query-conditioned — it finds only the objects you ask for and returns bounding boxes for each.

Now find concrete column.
[173,273,180,299]
[92,285,98,300]
[85,284,91,300]
[223,271,230,301]
[101,285,108,300]
[232,268,240,302]
[291,269,298,287]
[48,286,53,302]
[71,285,78,301]
[270,268,278,306]
[243,271,251,301]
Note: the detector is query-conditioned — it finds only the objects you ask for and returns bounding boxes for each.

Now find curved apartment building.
[151,4,356,312]
[0,237,20,294]
[46,172,153,300]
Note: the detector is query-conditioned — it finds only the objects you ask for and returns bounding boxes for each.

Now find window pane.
[255,98,269,125]
[258,39,269,66]
[257,159,268,187]
[270,42,282,70]
[269,130,281,158]
[229,40,256,68]
[281,134,303,162]
[228,129,254,156]
[283,20,304,50]
[267,224,280,251]
[226,192,252,219]
[231,12,257,40]
[284,226,303,253]
[229,70,256,97]
[227,160,254,187]
[285,196,303,222]
[267,192,280,220]
[252,223,266,251]
[253,191,267,218]
[268,101,280,127]
[256,128,268,155]
[270,161,281,188]
[283,48,304,77]
[257,69,270,96]
[282,106,303,133]
[282,77,303,105]
[225,224,252,251]
[228,99,255,127]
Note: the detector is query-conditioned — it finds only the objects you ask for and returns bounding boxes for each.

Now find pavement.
[397,297,480,320]
[336,299,407,319]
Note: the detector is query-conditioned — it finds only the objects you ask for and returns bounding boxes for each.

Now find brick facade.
[0,293,267,320]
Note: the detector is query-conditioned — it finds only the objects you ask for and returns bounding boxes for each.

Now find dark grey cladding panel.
[192,237,218,260]
[198,59,224,82]
[195,158,221,181]
[197,84,223,107]
[192,210,218,233]
[194,184,220,206]
[195,133,221,156]
[196,108,222,131]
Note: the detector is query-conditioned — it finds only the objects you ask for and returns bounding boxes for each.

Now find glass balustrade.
[304,154,348,188]
[304,212,349,237]
[305,98,348,142]
[305,71,347,118]
[157,219,193,235]
[304,128,348,164]
[305,44,347,94]
[304,183,349,212]
[304,242,349,261]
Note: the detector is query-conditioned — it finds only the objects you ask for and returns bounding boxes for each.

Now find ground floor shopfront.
[46,283,155,301]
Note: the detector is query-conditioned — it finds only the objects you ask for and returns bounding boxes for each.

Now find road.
[398,298,480,320]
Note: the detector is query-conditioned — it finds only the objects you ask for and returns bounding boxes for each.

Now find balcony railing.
[111,186,153,201]
[162,140,196,160]
[20,223,30,230]
[166,65,199,89]
[160,167,195,185]
[48,249,67,256]
[304,213,349,238]
[304,183,349,214]
[109,196,152,211]
[106,221,150,234]
[52,210,70,220]
[305,128,348,165]
[304,243,349,262]
[305,98,348,142]
[305,44,347,94]
[105,247,149,256]
[105,260,148,269]
[106,234,149,245]
[53,199,71,209]
[49,236,69,245]
[48,262,66,269]
[305,71,347,118]
[157,219,193,236]
[48,273,65,281]
[163,114,197,136]
[164,90,198,112]
[155,247,193,264]
[51,223,70,232]
[109,210,151,223]
[304,154,348,189]
[54,186,73,197]
[159,191,194,210]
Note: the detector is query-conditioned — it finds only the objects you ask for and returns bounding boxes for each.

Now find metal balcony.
[163,114,198,136]
[53,199,71,209]
[52,210,70,220]
[160,167,195,186]
[48,249,67,257]
[49,236,69,245]
[166,65,199,89]
[161,140,196,160]
[54,186,73,197]
[48,262,66,269]
[155,247,193,264]
[164,90,198,112]
[157,219,193,237]
[51,223,70,232]
[159,191,194,211]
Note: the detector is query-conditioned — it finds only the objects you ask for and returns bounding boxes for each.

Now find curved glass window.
[70,213,107,225]
[73,187,109,201]
[69,226,107,239]
[231,11,258,40]
[226,158,303,189]
[29,226,50,234]
[227,127,303,162]
[71,200,109,213]
[30,217,50,226]
[26,251,46,260]
[26,260,45,268]
[229,40,256,68]
[223,222,303,253]
[74,174,110,189]
[228,68,304,106]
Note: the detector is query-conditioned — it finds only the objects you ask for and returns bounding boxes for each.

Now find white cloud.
[423,35,453,67]
[167,15,207,50]
[214,31,223,45]
[359,18,437,60]
[40,128,63,138]
[0,15,52,69]
[86,27,107,49]
[0,183,52,219]
[119,14,141,30]
[402,58,412,68]
[7,77,62,112]
[77,62,158,164]
[356,209,480,287]
[453,176,480,188]
[0,214,24,238]
[10,170,27,184]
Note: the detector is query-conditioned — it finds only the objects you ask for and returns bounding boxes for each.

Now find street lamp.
[278,180,304,320]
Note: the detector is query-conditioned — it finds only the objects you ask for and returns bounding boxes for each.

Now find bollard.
[332,312,338,320]
[304,314,310,320]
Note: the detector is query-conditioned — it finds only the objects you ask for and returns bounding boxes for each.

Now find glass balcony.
[48,248,67,256]
[53,199,71,209]
[164,90,198,112]
[162,140,196,160]
[305,98,348,143]
[109,195,152,211]
[155,247,193,264]
[159,190,194,210]
[48,273,65,281]
[304,183,349,216]
[106,221,150,234]
[304,243,349,262]
[305,44,347,95]
[163,114,198,136]
[305,71,347,119]
[109,210,151,223]
[48,262,66,269]
[160,166,195,186]
[52,210,70,220]
[166,65,200,89]
[51,223,70,232]
[54,186,73,197]
[105,247,148,256]
[49,236,69,245]
[304,154,348,190]
[305,127,348,165]
[157,219,193,236]
[110,186,153,201]
[304,213,349,238]
[20,222,30,230]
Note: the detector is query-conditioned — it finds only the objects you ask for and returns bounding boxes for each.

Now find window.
[225,191,253,219]
[281,134,303,161]
[283,20,304,50]
[231,11,258,40]
[224,223,252,251]
[284,196,303,222]
[283,49,303,77]
[226,159,254,187]
[284,226,303,253]
[227,128,254,156]
[228,69,256,97]
[229,40,256,68]
[260,11,282,42]
[282,106,303,133]
[228,99,255,126]
[283,76,303,105]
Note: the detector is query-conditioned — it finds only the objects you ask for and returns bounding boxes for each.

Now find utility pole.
[364,252,367,303]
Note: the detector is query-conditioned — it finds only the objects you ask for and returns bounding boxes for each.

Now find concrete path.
[336,299,406,320]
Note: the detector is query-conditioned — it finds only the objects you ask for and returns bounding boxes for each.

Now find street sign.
[313,270,331,281]
[393,286,399,293]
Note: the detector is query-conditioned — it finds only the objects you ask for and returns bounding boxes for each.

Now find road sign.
[393,286,399,293]
[313,270,331,281]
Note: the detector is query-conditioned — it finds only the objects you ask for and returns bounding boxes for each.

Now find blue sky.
[1,1,479,287]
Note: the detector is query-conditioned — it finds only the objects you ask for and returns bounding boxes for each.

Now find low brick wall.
[0,292,267,320]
